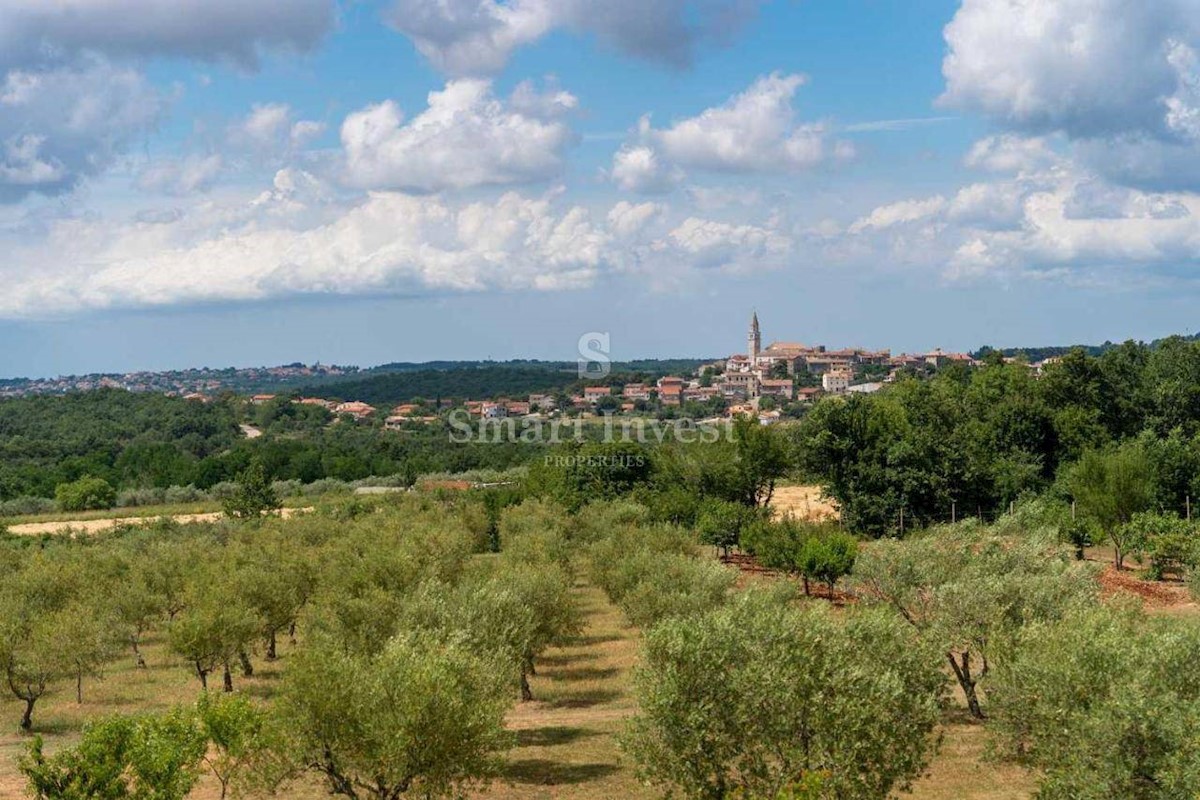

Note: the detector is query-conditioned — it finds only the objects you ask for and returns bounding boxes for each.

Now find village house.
[250,393,277,405]
[758,379,795,400]
[583,386,613,403]
[333,401,376,419]
[622,383,651,400]
[822,369,852,395]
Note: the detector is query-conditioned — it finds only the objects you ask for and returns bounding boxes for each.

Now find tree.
[0,603,70,730]
[623,590,944,800]
[168,581,261,692]
[853,527,1097,720]
[195,693,269,800]
[1067,443,1155,569]
[797,530,858,594]
[20,708,207,800]
[53,599,121,704]
[222,460,280,521]
[988,604,1200,799]
[273,631,513,800]
[695,498,758,557]
[54,476,116,512]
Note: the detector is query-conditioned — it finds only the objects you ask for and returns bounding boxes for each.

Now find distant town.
[165,312,1069,431]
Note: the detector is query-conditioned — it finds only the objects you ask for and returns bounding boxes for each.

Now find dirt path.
[6,507,311,536]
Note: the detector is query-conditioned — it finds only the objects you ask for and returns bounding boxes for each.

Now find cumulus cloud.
[340,79,577,192]
[942,0,1200,189]
[609,145,683,194]
[0,169,798,316]
[386,0,764,76]
[0,0,335,70]
[0,59,164,201]
[607,73,852,193]
[842,147,1200,284]
[232,103,327,153]
[651,73,853,172]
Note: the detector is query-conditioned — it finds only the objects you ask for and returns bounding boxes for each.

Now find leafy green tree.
[623,590,944,800]
[20,708,207,800]
[797,530,858,594]
[273,631,513,800]
[195,692,269,800]
[168,580,261,691]
[54,599,122,703]
[222,460,280,521]
[853,526,1097,719]
[695,498,758,557]
[1066,442,1156,569]
[988,604,1200,799]
[55,476,116,512]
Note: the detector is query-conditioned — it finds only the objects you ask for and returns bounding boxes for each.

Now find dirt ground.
[769,484,840,523]
[5,507,311,536]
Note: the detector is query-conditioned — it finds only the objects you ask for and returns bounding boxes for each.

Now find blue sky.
[2,0,1200,376]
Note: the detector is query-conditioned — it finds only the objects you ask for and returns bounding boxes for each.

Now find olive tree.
[853,526,1097,719]
[988,604,1200,799]
[273,630,513,800]
[623,590,944,800]
[168,582,260,692]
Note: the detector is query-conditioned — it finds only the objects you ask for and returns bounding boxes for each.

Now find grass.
[0,495,315,527]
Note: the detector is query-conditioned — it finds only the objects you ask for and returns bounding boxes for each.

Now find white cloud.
[0,0,335,70]
[137,154,224,195]
[849,196,947,234]
[941,0,1200,189]
[0,59,163,201]
[340,79,577,192]
[649,73,853,173]
[965,135,1058,173]
[941,0,1196,138]
[607,201,664,238]
[606,73,853,193]
[609,144,683,194]
[231,103,326,154]
[386,0,764,77]
[0,170,799,316]
[839,151,1200,284]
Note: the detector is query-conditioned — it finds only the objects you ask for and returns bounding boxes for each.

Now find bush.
[163,484,205,505]
[116,487,167,508]
[300,478,350,496]
[1127,511,1198,580]
[0,496,57,517]
[271,479,304,498]
[606,551,736,628]
[55,476,117,512]
[623,590,944,800]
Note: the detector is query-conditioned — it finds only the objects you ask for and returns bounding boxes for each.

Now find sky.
[2,0,1200,377]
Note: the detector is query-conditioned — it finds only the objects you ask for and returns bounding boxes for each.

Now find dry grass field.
[770,484,840,523]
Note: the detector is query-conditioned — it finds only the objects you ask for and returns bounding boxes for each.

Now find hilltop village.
[238,313,1040,429]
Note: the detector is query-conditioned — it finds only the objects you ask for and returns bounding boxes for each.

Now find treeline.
[0,390,548,506]
[0,390,240,501]
[300,360,710,405]
[798,337,1200,534]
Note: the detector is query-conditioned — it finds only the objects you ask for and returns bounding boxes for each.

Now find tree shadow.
[552,666,619,682]
[538,652,598,667]
[515,725,597,748]
[501,759,620,786]
[543,688,621,709]
[568,633,622,647]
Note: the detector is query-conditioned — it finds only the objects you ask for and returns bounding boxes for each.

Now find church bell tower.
[748,311,761,364]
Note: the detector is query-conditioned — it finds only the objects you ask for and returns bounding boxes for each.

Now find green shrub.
[55,476,117,512]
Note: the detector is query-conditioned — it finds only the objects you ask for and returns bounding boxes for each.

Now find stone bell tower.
[748,311,761,364]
